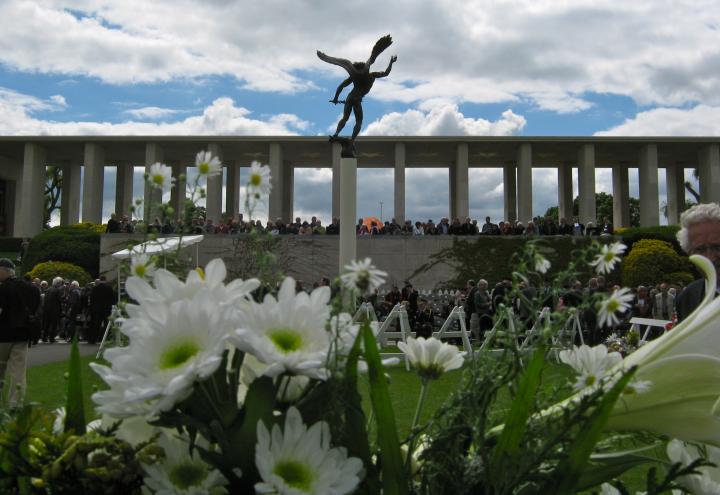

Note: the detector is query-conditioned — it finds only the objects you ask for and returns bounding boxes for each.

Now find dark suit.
[676,279,708,323]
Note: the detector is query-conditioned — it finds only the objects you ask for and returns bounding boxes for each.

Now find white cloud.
[124,106,179,119]
[363,102,526,136]
[596,104,720,136]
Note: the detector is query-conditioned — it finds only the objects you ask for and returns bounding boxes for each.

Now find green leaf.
[575,452,663,492]
[64,334,86,434]
[362,325,408,495]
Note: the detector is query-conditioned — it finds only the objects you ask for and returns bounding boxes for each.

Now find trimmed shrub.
[621,239,693,288]
[28,261,92,286]
[23,225,100,277]
[618,226,682,255]
[71,222,107,234]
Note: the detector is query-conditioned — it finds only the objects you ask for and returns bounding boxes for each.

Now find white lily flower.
[147,162,173,190]
[248,161,272,196]
[130,252,156,279]
[341,257,387,294]
[558,344,622,391]
[143,432,228,495]
[255,407,363,495]
[398,337,465,380]
[590,242,627,274]
[195,150,222,177]
[666,439,720,495]
[596,288,634,328]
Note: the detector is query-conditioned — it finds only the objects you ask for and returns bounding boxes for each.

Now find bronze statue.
[317,35,397,157]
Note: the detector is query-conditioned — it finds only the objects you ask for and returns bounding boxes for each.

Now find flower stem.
[405,378,429,473]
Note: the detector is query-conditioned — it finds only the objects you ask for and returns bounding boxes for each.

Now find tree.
[543,193,640,227]
[661,199,696,222]
[44,166,63,229]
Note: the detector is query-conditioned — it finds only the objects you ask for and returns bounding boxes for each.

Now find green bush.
[0,237,23,252]
[621,239,693,288]
[618,225,682,255]
[27,261,92,286]
[24,225,100,277]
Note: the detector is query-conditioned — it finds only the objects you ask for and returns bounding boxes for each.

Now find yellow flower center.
[159,341,200,370]
[250,173,262,187]
[169,461,208,489]
[268,328,303,353]
[584,375,597,386]
[606,299,620,313]
[152,174,165,186]
[198,162,210,174]
[273,459,314,492]
[134,264,146,278]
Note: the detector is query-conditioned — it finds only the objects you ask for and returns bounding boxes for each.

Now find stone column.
[612,164,630,228]
[639,144,660,227]
[144,142,163,221]
[331,142,341,220]
[577,144,596,224]
[282,160,294,222]
[17,143,46,238]
[115,162,133,217]
[170,162,187,220]
[339,157,357,273]
[699,143,720,203]
[225,160,239,219]
[82,143,105,224]
[268,143,284,221]
[517,143,532,223]
[503,162,517,223]
[453,143,469,220]
[60,161,81,225]
[558,162,573,222]
[206,143,223,223]
[394,142,405,224]
[665,163,685,226]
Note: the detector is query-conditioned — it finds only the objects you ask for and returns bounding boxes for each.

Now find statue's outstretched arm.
[371,55,397,78]
[331,77,352,103]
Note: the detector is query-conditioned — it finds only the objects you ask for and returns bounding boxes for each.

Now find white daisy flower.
[255,407,363,495]
[590,242,627,274]
[397,337,465,381]
[195,150,223,177]
[597,287,635,328]
[143,432,228,495]
[148,162,173,190]
[130,252,156,279]
[533,253,551,274]
[248,161,272,196]
[558,344,623,391]
[227,277,332,380]
[91,291,235,417]
[340,258,387,293]
[666,439,720,495]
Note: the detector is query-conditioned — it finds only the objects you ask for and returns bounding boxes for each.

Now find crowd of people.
[106,212,616,237]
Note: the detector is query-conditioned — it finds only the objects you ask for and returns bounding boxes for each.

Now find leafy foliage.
[27,261,92,286]
[44,166,63,229]
[24,225,100,277]
[544,192,641,227]
[621,239,694,287]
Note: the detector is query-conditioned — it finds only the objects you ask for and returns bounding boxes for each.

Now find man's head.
[677,203,720,275]
[478,279,488,290]
[0,258,15,282]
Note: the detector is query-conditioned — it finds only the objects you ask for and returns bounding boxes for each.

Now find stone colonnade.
[0,137,719,238]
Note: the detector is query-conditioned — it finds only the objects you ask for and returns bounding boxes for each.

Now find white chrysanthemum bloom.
[596,288,634,328]
[195,150,222,177]
[52,407,104,435]
[255,407,363,495]
[130,252,156,279]
[91,291,235,417]
[143,432,228,495]
[398,337,465,380]
[533,253,551,274]
[666,439,720,494]
[559,344,623,391]
[238,353,310,404]
[248,161,272,196]
[340,257,387,293]
[228,277,332,380]
[148,162,173,190]
[590,242,627,274]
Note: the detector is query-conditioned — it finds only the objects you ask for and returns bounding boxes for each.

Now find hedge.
[617,226,682,255]
[27,261,92,286]
[24,225,100,277]
[621,239,694,288]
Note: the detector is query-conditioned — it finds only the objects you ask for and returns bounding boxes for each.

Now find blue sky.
[0,1,717,224]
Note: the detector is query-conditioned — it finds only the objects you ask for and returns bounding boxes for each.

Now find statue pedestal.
[339,157,357,274]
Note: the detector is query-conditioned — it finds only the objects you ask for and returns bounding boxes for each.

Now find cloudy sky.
[1,0,717,224]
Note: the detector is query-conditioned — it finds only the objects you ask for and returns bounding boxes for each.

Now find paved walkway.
[28,342,100,367]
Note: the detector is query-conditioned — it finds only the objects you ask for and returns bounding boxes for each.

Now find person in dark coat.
[42,277,64,343]
[88,277,115,344]
[0,258,31,406]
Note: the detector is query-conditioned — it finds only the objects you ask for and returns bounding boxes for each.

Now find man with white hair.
[0,258,31,407]
[675,203,720,322]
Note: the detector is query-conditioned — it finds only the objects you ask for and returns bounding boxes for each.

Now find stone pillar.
[170,163,187,220]
[516,143,532,223]
[225,160,239,219]
[144,142,163,221]
[612,164,630,228]
[60,161,81,225]
[448,161,457,220]
[206,143,223,223]
[665,163,685,226]
[394,142,405,224]
[558,162,573,222]
[639,144,660,227]
[331,142,341,220]
[82,143,105,224]
[699,143,720,203]
[282,161,294,222]
[339,157,357,273]
[453,143,469,220]
[577,144,596,224]
[4,179,17,237]
[268,143,284,221]
[115,162,133,217]
[17,143,46,238]
[503,162,517,223]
